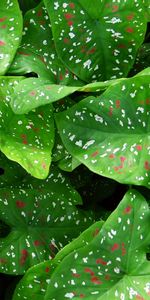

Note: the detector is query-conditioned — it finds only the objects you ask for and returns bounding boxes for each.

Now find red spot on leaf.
[29,90,36,96]
[59,73,63,81]
[0,17,6,22]
[37,9,42,17]
[118,44,126,49]
[111,243,119,252]
[136,295,144,300]
[121,242,126,256]
[144,161,150,171]
[84,268,95,276]
[120,156,126,163]
[69,3,75,9]
[112,5,119,12]
[109,153,115,159]
[109,106,113,117]
[0,40,5,46]
[42,162,47,169]
[68,20,73,26]
[20,249,28,265]
[136,145,142,151]
[80,294,85,298]
[0,258,7,264]
[91,276,102,285]
[115,100,120,108]
[146,98,150,105]
[18,51,30,56]
[105,274,110,280]
[64,13,74,19]
[126,13,134,20]
[126,27,134,33]
[124,206,132,214]
[16,200,26,208]
[93,228,100,237]
[34,240,41,246]
[64,38,70,44]
[87,48,96,55]
[91,151,99,158]
[72,272,80,278]
[45,267,50,273]
[96,258,107,265]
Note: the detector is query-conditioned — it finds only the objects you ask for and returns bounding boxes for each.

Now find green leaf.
[10,77,79,114]
[45,0,147,82]
[0,77,54,179]
[12,220,104,300]
[0,166,95,275]
[44,190,150,300]
[55,74,150,187]
[0,0,23,75]
[9,1,84,86]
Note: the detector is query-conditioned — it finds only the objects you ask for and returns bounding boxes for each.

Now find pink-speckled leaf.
[12,220,104,300]
[44,0,147,82]
[0,77,54,179]
[0,166,96,275]
[9,1,83,86]
[44,190,150,300]
[0,0,23,75]
[10,77,79,114]
[55,74,150,187]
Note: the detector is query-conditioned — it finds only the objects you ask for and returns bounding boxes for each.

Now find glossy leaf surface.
[56,75,150,187]
[0,77,54,179]
[45,0,147,82]
[45,190,150,300]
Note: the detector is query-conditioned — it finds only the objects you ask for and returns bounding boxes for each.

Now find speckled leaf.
[58,151,80,172]
[0,168,95,275]
[45,0,147,82]
[10,77,80,114]
[9,1,83,86]
[0,0,23,75]
[13,220,104,300]
[0,77,54,179]
[0,152,26,188]
[44,190,150,300]
[55,74,150,187]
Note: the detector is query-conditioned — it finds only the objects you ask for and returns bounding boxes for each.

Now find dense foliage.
[0,0,150,299]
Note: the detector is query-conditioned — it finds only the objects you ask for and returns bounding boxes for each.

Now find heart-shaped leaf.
[0,77,54,179]
[12,220,104,300]
[0,0,23,75]
[55,74,150,187]
[9,1,84,86]
[44,190,150,300]
[0,166,96,275]
[45,0,147,82]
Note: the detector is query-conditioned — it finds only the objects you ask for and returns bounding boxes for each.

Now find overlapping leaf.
[0,166,96,275]
[43,190,150,300]
[9,1,84,86]
[0,77,54,179]
[45,0,147,82]
[0,0,23,75]
[13,220,104,299]
[55,74,150,187]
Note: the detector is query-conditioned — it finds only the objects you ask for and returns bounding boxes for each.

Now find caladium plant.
[0,0,150,299]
